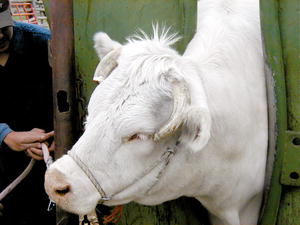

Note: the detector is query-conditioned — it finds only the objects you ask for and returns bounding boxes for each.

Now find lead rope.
[41,143,56,211]
[0,143,55,209]
[0,159,36,201]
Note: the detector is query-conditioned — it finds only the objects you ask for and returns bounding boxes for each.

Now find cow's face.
[45,30,211,215]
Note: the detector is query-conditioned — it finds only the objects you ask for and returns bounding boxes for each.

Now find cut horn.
[93,48,121,83]
[154,77,191,141]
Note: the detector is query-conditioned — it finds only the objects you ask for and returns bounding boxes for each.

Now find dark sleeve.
[15,22,54,131]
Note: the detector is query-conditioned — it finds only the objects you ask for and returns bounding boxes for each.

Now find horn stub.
[93,48,121,83]
[154,78,191,141]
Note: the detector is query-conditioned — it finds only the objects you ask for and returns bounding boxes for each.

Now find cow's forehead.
[86,70,172,137]
[88,50,175,114]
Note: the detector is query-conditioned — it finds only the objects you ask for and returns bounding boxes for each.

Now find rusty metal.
[50,0,79,224]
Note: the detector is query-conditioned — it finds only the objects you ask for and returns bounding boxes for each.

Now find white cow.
[45,0,268,224]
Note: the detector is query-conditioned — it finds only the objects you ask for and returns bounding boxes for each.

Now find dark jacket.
[0,22,55,225]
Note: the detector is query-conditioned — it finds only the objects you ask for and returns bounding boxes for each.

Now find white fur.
[45,1,267,224]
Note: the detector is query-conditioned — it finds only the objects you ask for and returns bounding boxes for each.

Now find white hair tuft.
[127,23,181,47]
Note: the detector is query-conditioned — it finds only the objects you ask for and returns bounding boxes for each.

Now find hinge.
[75,78,87,134]
[280,130,300,186]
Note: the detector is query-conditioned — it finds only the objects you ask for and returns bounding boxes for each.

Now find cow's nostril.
[55,185,70,196]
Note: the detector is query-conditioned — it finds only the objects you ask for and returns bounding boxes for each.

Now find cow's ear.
[178,72,211,153]
[93,32,122,59]
[179,105,211,153]
[156,68,211,153]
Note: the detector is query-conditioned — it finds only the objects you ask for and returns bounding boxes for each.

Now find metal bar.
[259,0,288,224]
[50,0,79,224]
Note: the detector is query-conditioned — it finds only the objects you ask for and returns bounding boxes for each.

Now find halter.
[67,141,179,203]
[68,150,110,202]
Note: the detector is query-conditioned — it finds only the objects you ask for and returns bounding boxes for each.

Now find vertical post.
[50,0,79,224]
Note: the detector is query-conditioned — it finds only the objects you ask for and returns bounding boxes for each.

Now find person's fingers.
[7,130,54,152]
[49,141,55,152]
[24,131,53,143]
[31,128,46,133]
[26,149,43,160]
[22,132,45,144]
[24,142,42,149]
[39,131,54,142]
[27,147,43,157]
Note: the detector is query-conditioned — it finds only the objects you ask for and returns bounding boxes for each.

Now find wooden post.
[50,0,79,224]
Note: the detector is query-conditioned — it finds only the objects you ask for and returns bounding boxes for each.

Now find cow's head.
[45,27,211,215]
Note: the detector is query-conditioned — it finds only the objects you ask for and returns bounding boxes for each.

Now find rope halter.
[68,151,111,202]
[67,141,179,204]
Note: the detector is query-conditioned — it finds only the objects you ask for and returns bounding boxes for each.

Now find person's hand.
[26,140,55,161]
[4,128,54,152]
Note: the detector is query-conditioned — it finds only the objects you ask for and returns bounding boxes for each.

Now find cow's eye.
[124,133,149,143]
[128,134,139,141]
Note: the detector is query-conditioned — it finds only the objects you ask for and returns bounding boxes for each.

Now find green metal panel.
[259,0,287,224]
[277,0,300,224]
[260,0,300,224]
[279,0,300,187]
[281,131,300,186]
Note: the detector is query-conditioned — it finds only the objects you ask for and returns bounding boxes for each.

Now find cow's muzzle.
[44,168,71,201]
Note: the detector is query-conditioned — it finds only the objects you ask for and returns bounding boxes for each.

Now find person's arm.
[0,123,13,146]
